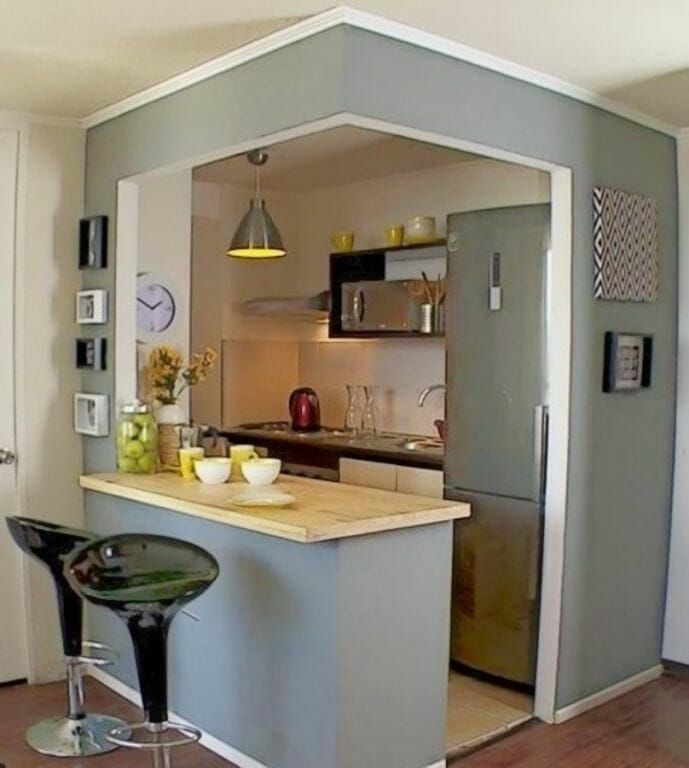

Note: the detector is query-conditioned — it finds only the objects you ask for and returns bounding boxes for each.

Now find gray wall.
[82,24,678,711]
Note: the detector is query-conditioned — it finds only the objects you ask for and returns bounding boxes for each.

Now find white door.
[0,128,28,682]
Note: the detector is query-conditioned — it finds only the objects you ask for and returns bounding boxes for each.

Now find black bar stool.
[66,533,219,766]
[6,516,126,757]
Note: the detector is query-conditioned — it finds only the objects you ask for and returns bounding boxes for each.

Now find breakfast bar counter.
[80,472,470,542]
[82,471,470,768]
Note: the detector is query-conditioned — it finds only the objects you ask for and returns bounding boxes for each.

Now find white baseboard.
[554,664,663,724]
[88,667,269,768]
[89,667,444,768]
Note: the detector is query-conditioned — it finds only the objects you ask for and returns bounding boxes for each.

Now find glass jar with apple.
[116,400,158,474]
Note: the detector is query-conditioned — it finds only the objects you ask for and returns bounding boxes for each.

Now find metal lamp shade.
[227,198,286,259]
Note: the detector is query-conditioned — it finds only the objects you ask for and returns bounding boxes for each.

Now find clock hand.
[137,297,155,310]
[149,301,163,310]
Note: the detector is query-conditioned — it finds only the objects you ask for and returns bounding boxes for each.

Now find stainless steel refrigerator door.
[448,489,543,686]
[445,204,550,501]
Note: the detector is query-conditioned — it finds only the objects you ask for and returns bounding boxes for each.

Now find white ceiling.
[194,127,480,191]
[3,1,689,128]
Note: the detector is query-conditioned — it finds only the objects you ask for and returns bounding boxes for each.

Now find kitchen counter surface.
[221,425,444,470]
[80,472,469,543]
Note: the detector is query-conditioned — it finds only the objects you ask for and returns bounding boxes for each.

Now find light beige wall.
[14,122,86,681]
[191,157,549,433]
[191,180,304,426]
[136,170,192,411]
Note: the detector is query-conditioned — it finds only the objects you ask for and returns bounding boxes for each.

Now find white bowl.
[194,458,232,484]
[241,458,281,485]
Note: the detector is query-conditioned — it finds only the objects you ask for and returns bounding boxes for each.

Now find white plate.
[228,489,296,508]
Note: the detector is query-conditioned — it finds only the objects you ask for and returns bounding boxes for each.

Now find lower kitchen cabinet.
[339,457,443,498]
[339,457,397,491]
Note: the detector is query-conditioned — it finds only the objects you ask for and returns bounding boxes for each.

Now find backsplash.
[220,337,445,436]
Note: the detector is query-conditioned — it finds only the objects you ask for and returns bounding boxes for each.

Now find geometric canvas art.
[593,186,658,302]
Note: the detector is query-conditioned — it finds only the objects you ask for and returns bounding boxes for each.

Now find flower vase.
[155,403,186,469]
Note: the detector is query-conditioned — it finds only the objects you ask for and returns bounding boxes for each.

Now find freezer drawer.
[447,489,543,686]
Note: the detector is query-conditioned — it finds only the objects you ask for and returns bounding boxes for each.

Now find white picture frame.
[76,289,108,324]
[74,393,109,436]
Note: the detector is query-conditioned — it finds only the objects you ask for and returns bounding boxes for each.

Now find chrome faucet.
[418,384,446,407]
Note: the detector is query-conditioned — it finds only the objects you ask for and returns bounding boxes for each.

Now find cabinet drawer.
[396,466,444,499]
[339,458,397,491]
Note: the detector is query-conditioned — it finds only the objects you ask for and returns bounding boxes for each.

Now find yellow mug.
[331,231,354,252]
[179,447,204,479]
[230,444,258,480]
[385,224,404,247]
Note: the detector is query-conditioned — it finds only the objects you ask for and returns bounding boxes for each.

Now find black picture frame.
[79,215,108,269]
[76,337,107,370]
[602,331,653,393]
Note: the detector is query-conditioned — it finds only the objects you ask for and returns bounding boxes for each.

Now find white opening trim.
[114,111,573,723]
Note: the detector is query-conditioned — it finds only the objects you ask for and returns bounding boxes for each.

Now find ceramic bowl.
[404,215,436,244]
[241,458,282,485]
[194,457,232,484]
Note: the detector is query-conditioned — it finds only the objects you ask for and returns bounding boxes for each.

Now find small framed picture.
[76,338,106,370]
[602,332,653,392]
[79,216,108,269]
[74,393,109,436]
[76,289,107,324]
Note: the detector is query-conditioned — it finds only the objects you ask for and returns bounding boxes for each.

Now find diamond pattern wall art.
[593,186,658,302]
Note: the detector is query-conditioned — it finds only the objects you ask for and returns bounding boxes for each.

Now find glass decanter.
[344,384,362,436]
[362,385,378,437]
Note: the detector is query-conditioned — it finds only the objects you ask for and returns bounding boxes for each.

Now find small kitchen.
[128,125,552,757]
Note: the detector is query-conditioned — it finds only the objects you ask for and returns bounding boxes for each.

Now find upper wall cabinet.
[329,241,447,338]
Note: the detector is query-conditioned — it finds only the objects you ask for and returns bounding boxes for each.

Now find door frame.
[0,117,31,682]
[114,111,572,723]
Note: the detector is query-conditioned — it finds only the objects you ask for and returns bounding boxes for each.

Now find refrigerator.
[444,203,550,687]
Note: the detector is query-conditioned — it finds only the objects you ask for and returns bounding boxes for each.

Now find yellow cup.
[331,231,354,252]
[385,224,405,247]
[178,447,204,479]
[230,444,258,480]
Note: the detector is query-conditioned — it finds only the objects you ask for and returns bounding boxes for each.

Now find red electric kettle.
[289,387,321,432]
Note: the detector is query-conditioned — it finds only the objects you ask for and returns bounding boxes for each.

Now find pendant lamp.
[227,149,286,259]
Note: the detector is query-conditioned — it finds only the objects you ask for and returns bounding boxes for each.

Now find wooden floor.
[446,671,533,754]
[2,667,689,767]
[451,664,689,767]
[0,676,235,768]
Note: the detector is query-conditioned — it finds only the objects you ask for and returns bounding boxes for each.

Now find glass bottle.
[344,384,362,436]
[362,385,378,437]
[116,400,158,474]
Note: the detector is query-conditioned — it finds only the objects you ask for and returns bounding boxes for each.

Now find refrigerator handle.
[533,405,549,501]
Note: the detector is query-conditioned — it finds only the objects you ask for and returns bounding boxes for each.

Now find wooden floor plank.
[451,664,689,767]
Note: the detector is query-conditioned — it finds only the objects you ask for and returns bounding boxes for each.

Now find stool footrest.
[107,721,201,750]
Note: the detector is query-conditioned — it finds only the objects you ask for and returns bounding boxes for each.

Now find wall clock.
[136,273,179,343]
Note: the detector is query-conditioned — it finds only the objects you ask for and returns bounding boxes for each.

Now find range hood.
[240,291,330,322]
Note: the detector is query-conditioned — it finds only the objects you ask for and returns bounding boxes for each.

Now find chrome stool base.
[26,714,128,757]
[107,721,202,768]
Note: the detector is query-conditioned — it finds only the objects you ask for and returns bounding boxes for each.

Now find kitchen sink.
[397,438,444,452]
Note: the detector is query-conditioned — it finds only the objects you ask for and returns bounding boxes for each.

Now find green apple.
[139,424,156,449]
[137,453,156,473]
[125,440,145,459]
[120,421,140,440]
[118,457,138,473]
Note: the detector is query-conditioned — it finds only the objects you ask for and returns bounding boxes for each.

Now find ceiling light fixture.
[227,149,286,259]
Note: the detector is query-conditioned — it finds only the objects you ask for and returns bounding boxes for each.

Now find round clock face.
[137,282,176,334]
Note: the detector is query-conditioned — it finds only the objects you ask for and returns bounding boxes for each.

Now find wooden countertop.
[80,473,470,544]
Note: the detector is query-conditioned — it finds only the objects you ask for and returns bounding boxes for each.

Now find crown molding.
[78,4,680,137]
[80,7,349,129]
[0,109,81,129]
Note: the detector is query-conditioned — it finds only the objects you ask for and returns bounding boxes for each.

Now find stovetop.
[237,421,349,438]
